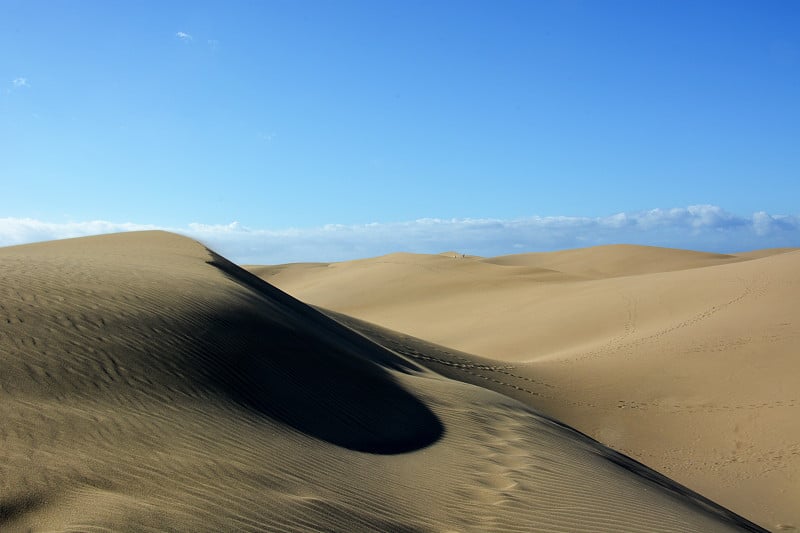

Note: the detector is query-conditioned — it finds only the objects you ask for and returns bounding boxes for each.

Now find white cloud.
[11,77,29,88]
[176,31,193,42]
[1,206,798,264]
[0,218,159,247]
[258,132,276,143]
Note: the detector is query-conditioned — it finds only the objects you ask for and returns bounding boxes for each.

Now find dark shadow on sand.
[0,494,45,528]
[203,251,444,455]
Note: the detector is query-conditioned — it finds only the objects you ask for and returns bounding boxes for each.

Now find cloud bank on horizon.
[1,205,798,264]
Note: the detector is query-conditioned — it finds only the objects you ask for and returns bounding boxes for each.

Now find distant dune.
[252,244,800,531]
[482,244,744,278]
[0,232,765,531]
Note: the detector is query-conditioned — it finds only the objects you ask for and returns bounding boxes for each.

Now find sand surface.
[0,232,765,532]
[252,244,800,531]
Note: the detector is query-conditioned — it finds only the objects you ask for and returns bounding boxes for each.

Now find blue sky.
[2,1,798,262]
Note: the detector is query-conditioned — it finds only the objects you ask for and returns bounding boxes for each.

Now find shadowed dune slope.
[0,232,764,531]
[253,245,799,531]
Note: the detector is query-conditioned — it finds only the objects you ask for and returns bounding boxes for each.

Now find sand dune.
[482,244,744,278]
[0,232,764,531]
[253,244,800,531]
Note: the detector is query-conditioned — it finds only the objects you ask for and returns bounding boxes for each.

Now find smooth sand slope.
[0,233,764,532]
[253,244,800,531]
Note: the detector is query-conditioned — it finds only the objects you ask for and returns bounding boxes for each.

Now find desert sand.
[252,244,800,531]
[0,232,767,531]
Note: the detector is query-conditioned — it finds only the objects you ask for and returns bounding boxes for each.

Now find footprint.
[478,473,519,491]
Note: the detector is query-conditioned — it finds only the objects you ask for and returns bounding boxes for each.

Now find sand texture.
[253,244,800,531]
[0,233,767,532]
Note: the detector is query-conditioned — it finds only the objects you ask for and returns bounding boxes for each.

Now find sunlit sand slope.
[254,245,799,531]
[0,232,762,531]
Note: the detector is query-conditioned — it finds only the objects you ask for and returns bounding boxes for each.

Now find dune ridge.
[254,244,800,531]
[0,232,765,531]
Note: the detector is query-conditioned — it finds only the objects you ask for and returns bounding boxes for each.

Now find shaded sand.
[0,233,763,532]
[253,244,800,531]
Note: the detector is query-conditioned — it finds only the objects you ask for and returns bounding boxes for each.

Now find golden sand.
[0,233,773,531]
[254,244,800,531]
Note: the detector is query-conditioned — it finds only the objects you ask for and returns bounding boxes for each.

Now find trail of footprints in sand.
[614,398,800,413]
[465,409,532,530]
[451,403,670,532]
[388,342,555,397]
[350,324,595,409]
[379,338,618,417]
[569,273,771,363]
[440,403,555,531]
[385,330,799,415]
